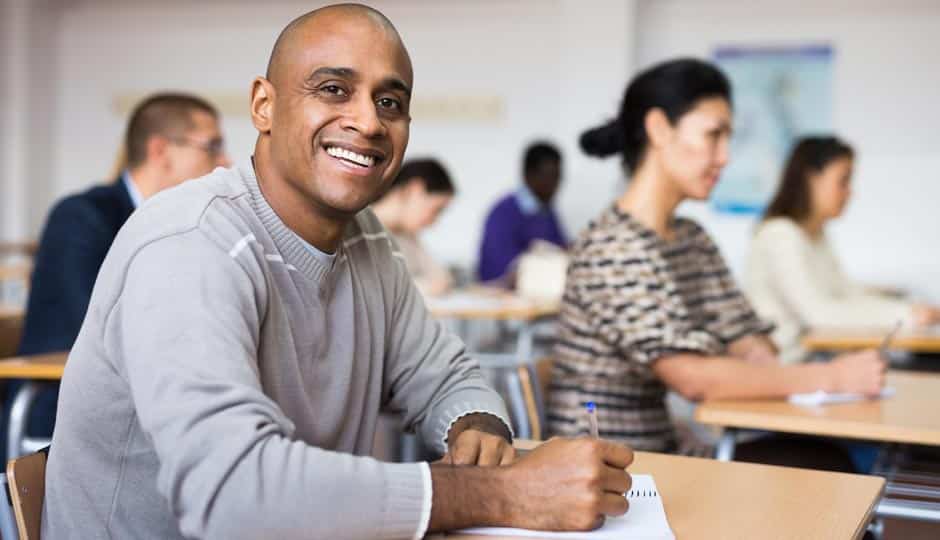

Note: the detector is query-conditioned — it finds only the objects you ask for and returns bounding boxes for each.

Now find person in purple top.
[478,141,567,281]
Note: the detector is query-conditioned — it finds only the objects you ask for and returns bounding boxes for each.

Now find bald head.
[266,4,407,85]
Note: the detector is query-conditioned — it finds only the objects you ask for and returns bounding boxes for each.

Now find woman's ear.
[404,177,426,198]
[644,107,672,149]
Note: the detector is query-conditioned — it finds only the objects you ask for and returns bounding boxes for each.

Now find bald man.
[42,5,632,539]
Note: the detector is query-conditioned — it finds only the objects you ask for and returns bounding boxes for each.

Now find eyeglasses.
[170,136,226,158]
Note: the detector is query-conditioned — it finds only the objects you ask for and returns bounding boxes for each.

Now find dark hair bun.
[579,119,624,158]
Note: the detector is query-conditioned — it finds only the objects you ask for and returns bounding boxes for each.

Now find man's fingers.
[597,440,634,469]
[500,443,516,465]
[451,434,481,465]
[602,466,631,495]
[600,493,629,517]
[476,436,504,467]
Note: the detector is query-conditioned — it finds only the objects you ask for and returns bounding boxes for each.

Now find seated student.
[2,92,228,461]
[547,58,885,466]
[43,6,633,539]
[746,136,940,363]
[478,142,567,281]
[372,158,455,296]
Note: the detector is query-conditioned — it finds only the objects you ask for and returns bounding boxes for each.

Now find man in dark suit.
[5,93,229,458]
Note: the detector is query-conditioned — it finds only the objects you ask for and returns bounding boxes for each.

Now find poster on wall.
[711,44,833,214]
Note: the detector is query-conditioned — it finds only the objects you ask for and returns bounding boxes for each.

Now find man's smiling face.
[267,11,413,219]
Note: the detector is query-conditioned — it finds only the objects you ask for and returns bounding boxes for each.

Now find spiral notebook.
[456,474,674,539]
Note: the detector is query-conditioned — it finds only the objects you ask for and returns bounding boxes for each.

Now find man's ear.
[250,77,276,134]
[145,135,170,168]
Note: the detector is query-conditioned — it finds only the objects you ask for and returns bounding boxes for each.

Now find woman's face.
[810,156,853,221]
[400,181,453,234]
[657,97,733,201]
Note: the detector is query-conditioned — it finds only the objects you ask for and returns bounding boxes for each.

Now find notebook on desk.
[457,474,674,539]
[789,386,896,406]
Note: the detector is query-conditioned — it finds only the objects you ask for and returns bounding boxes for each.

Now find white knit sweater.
[745,218,911,363]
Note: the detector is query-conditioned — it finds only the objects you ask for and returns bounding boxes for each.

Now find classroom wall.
[2,0,634,271]
[3,0,938,301]
[637,0,940,301]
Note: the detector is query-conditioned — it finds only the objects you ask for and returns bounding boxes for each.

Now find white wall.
[637,0,940,301]
[4,0,634,270]
[5,0,937,301]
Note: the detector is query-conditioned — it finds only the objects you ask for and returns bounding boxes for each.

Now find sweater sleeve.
[755,220,911,327]
[382,248,513,455]
[108,230,428,540]
[574,250,721,368]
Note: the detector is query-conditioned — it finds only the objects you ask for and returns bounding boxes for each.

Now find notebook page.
[789,386,896,406]
[457,474,674,539]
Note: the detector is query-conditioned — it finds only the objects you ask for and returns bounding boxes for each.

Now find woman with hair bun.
[547,59,884,468]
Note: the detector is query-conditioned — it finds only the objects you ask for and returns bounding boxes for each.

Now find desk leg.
[7,381,41,460]
[516,323,534,364]
[714,428,737,461]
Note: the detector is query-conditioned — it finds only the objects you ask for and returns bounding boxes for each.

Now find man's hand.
[427,437,634,533]
[443,413,515,466]
[501,437,634,531]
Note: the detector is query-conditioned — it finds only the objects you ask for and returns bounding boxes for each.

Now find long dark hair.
[762,136,854,223]
[579,58,731,171]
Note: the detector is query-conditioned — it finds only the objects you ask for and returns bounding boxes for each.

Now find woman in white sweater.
[372,158,456,296]
[746,136,940,362]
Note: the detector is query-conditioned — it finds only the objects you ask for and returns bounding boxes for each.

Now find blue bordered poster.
[712,44,833,214]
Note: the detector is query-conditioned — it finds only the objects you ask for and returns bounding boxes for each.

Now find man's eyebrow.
[380,77,412,97]
[305,66,357,84]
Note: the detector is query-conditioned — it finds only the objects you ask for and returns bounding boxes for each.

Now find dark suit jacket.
[17,178,135,355]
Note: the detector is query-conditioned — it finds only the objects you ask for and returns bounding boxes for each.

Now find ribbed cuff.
[380,462,428,540]
[433,399,514,455]
[412,463,433,540]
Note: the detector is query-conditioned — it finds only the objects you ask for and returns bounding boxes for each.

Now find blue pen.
[585,401,599,439]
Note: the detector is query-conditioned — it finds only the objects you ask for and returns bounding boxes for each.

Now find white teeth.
[326,146,376,167]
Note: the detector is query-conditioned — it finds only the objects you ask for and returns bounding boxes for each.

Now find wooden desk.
[442,441,883,540]
[0,352,68,459]
[0,305,25,358]
[803,326,940,353]
[696,371,940,524]
[426,289,559,370]
[696,371,940,447]
[425,289,559,321]
[0,352,67,380]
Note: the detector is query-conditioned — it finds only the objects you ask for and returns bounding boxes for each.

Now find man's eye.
[377,97,401,111]
[320,85,347,96]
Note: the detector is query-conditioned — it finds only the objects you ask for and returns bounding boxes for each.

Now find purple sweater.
[477,191,567,281]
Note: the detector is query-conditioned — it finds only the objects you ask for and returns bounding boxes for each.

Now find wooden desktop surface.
[442,440,883,540]
[803,325,940,353]
[426,288,559,321]
[696,371,940,446]
[0,352,67,380]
